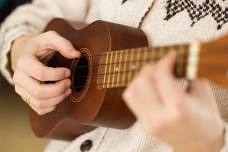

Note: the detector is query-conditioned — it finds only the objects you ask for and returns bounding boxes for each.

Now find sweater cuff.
[0,24,39,85]
[220,122,228,152]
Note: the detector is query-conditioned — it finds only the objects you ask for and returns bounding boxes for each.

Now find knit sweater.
[0,0,228,152]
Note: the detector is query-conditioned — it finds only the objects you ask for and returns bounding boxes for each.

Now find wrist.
[10,35,30,71]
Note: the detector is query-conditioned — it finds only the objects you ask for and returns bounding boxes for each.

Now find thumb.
[36,31,81,59]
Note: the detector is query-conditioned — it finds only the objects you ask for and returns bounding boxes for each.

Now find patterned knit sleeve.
[0,0,89,84]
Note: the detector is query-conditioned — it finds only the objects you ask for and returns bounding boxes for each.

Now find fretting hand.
[123,51,225,152]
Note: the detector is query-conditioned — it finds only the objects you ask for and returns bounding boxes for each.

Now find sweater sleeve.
[0,0,90,84]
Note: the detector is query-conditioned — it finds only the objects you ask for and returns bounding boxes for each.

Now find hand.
[123,51,225,152]
[11,31,80,115]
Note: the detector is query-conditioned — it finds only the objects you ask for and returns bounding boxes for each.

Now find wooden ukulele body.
[31,18,148,140]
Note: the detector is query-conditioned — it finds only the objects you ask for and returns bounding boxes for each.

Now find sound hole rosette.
[69,48,92,102]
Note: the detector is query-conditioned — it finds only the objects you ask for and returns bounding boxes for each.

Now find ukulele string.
[71,58,155,80]
[71,65,185,89]
[62,51,188,79]
[63,47,179,70]
[72,65,220,81]
[74,67,141,79]
[76,65,224,89]
[72,78,134,89]
[72,64,192,89]
[74,57,156,72]
[76,46,154,58]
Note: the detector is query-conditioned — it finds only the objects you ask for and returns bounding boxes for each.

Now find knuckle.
[63,39,72,46]
[136,77,148,87]
[145,64,153,70]
[12,72,19,83]
[33,101,44,109]
[53,68,65,79]
[149,119,166,135]
[12,73,16,82]
[141,65,152,74]
[14,86,20,95]
[35,69,46,80]
[50,106,56,112]
[140,65,157,81]
[170,109,187,123]
[151,72,160,82]
[31,88,43,99]
[150,124,164,136]
[142,119,163,135]
[46,31,58,37]
[16,56,27,69]
[35,109,45,116]
[143,125,153,134]
[122,89,131,101]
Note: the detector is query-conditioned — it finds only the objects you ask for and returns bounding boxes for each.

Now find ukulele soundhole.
[73,56,89,92]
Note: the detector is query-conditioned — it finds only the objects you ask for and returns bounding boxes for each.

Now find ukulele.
[31,18,228,140]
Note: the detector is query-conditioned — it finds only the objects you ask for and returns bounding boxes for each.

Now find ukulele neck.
[97,43,201,89]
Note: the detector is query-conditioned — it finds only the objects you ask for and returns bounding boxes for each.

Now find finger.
[31,89,71,109]
[15,85,63,115]
[35,31,80,59]
[137,64,163,107]
[123,74,169,135]
[17,55,71,81]
[15,84,29,102]
[31,105,56,115]
[153,51,185,106]
[13,71,71,99]
[123,74,162,119]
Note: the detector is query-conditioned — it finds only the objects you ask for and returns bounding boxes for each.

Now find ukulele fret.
[103,52,110,89]
[119,50,127,87]
[135,48,141,76]
[112,51,118,88]
[143,47,149,64]
[107,51,113,88]
[176,45,184,77]
[158,47,164,60]
[116,50,122,87]
[150,47,155,64]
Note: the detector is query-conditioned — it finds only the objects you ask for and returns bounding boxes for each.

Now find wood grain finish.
[31,18,148,140]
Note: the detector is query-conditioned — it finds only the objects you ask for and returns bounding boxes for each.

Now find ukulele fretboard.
[97,45,190,89]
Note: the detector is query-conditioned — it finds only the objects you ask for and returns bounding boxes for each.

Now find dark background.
[0,0,47,151]
[0,0,31,22]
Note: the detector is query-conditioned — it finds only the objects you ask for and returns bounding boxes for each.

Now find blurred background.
[0,0,48,151]
[0,75,47,152]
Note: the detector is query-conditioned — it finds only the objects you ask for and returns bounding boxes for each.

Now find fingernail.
[65,80,71,87]
[65,89,72,96]
[65,70,71,78]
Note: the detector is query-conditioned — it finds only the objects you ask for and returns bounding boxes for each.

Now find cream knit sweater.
[0,0,228,152]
